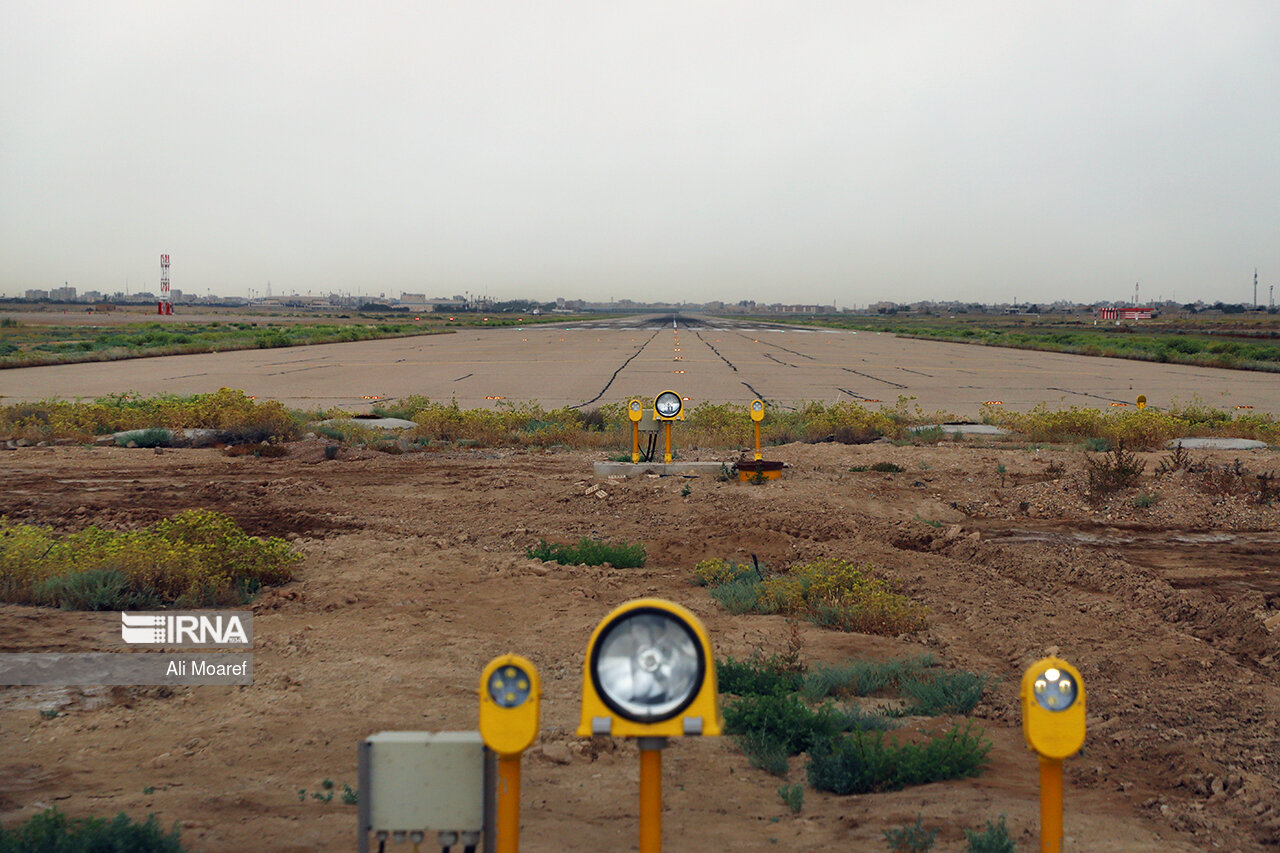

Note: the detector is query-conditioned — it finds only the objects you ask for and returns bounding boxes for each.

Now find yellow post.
[663,422,672,463]
[497,756,522,853]
[753,421,762,461]
[639,743,663,853]
[632,422,640,463]
[1039,755,1063,853]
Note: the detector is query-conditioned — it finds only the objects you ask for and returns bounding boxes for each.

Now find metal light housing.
[1020,656,1086,759]
[653,390,683,421]
[749,399,765,422]
[479,654,541,758]
[578,598,721,738]
[628,398,645,422]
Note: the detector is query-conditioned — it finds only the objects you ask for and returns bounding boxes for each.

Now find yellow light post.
[628,399,644,463]
[579,599,722,852]
[1021,657,1086,853]
[1137,394,1147,410]
[479,655,541,853]
[749,399,765,461]
[653,391,684,464]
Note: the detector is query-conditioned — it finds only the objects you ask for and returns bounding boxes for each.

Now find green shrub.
[965,815,1016,853]
[724,693,849,757]
[718,656,804,697]
[0,808,185,853]
[524,537,646,568]
[883,815,938,852]
[870,462,905,473]
[801,656,936,702]
[31,569,161,611]
[1083,436,1111,452]
[806,721,991,795]
[119,428,172,448]
[0,510,300,608]
[1132,491,1158,508]
[1084,444,1145,503]
[737,730,790,776]
[899,670,991,716]
[709,576,765,614]
[777,783,804,814]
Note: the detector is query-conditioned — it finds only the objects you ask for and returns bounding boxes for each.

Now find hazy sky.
[2,2,1278,307]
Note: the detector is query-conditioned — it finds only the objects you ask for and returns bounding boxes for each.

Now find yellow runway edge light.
[479,655,541,757]
[578,598,722,739]
[1021,656,1086,759]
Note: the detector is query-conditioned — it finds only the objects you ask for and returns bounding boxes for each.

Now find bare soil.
[1,438,1278,851]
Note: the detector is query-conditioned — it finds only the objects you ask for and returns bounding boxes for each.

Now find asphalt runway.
[3,314,1276,417]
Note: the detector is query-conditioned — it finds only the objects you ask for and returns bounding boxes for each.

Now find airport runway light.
[653,391,684,463]
[480,655,541,853]
[578,599,721,853]
[1021,657,1086,853]
[749,399,765,461]
[1137,394,1147,410]
[629,398,645,463]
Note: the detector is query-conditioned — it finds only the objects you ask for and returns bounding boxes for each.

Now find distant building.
[24,289,49,300]
[49,286,77,301]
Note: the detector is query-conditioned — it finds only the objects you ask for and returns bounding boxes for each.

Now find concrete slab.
[317,417,417,430]
[914,424,1011,436]
[594,461,730,478]
[1167,437,1270,450]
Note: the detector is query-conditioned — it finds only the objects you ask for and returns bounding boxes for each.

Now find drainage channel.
[979,524,1280,597]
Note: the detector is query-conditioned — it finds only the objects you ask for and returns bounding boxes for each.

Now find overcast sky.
[2,2,1277,307]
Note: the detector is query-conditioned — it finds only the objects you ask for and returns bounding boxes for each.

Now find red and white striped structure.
[1098,307,1152,320]
[158,254,172,315]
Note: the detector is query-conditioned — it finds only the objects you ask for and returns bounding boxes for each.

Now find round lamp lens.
[655,392,682,418]
[488,664,531,708]
[630,400,642,412]
[751,400,763,412]
[1032,667,1077,712]
[591,609,703,721]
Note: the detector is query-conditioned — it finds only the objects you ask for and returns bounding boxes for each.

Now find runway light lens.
[656,392,682,418]
[1032,666,1077,712]
[488,664,532,708]
[592,609,703,721]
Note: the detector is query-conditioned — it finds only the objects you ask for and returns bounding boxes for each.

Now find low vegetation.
[0,808,185,853]
[983,401,1280,448]
[719,651,992,795]
[0,509,300,609]
[694,557,928,635]
[525,537,646,568]
[806,721,992,795]
[2,389,1274,451]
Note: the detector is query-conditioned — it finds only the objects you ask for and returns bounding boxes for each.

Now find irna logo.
[120,612,252,647]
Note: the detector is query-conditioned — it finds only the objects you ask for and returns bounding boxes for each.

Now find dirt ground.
[1,438,1278,851]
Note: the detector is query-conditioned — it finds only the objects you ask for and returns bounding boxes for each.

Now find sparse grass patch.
[525,537,646,568]
[870,462,906,473]
[0,808,186,853]
[0,510,299,609]
[898,669,992,716]
[806,721,992,795]
[800,656,936,702]
[1084,443,1145,503]
[965,815,1016,853]
[777,782,804,814]
[698,557,927,635]
[883,815,938,852]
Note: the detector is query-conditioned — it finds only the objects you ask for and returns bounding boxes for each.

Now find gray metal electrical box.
[358,731,485,852]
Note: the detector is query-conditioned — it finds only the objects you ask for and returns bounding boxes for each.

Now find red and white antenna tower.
[159,254,172,315]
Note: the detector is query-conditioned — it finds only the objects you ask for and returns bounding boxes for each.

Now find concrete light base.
[593,461,730,478]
